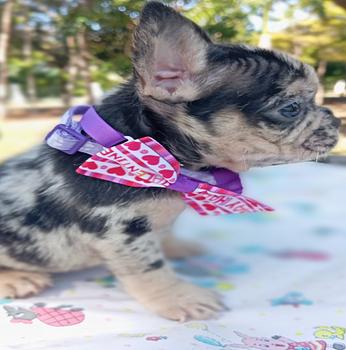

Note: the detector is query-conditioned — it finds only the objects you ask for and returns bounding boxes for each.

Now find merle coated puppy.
[0,2,340,321]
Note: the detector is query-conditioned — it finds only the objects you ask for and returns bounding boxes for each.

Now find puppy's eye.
[279,102,301,118]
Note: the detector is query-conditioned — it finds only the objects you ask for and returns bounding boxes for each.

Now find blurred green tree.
[271,1,346,93]
[0,0,14,119]
[1,0,345,106]
[181,0,252,43]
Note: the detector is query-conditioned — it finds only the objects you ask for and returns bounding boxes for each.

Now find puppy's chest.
[102,195,186,232]
[43,196,185,272]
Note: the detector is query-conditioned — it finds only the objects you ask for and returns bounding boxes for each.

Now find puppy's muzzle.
[302,106,340,153]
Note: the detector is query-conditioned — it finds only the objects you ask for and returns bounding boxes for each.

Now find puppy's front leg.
[96,227,225,321]
[161,233,206,260]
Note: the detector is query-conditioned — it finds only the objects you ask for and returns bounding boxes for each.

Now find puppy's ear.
[132,1,211,102]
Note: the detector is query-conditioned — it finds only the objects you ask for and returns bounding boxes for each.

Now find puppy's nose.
[332,116,341,129]
[319,106,341,129]
[319,106,334,115]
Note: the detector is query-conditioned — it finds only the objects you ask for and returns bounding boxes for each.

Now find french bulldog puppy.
[0,2,339,321]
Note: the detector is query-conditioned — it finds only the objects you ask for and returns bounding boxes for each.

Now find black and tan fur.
[0,2,340,321]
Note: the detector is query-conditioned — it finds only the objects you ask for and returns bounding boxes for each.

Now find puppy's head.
[132,2,340,171]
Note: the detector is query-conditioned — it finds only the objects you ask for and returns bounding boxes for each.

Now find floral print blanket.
[1,163,345,350]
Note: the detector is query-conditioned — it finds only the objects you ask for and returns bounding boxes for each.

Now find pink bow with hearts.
[76,136,273,216]
[77,136,180,188]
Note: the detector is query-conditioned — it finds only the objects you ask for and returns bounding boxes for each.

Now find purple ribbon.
[80,107,127,147]
[45,105,243,195]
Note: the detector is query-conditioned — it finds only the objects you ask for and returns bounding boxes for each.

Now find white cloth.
[1,162,346,350]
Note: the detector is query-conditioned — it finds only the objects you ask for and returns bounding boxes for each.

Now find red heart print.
[159,169,174,179]
[134,176,151,184]
[203,204,217,211]
[83,161,98,170]
[107,166,126,176]
[195,196,207,201]
[142,155,160,166]
[126,141,141,151]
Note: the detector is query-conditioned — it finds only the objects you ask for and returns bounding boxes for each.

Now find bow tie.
[46,105,273,216]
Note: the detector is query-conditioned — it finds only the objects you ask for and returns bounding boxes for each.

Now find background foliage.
[0,0,345,103]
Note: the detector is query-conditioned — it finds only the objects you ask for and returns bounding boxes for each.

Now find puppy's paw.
[0,270,52,298]
[162,236,205,259]
[142,282,227,321]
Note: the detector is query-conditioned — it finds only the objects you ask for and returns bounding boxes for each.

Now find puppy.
[0,2,339,321]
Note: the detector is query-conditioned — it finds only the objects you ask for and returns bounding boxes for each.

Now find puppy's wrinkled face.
[133,2,340,171]
[198,46,340,171]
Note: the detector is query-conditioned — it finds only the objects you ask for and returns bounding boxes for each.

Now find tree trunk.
[333,0,346,9]
[63,35,78,107]
[316,60,327,104]
[293,43,302,58]
[23,21,36,101]
[0,0,14,119]
[76,27,95,104]
[258,0,273,49]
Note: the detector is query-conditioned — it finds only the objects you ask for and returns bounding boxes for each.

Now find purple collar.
[46,105,243,194]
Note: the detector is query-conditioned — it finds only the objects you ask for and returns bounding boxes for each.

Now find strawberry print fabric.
[1,162,346,350]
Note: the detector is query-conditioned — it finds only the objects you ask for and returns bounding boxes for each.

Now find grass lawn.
[0,118,59,162]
